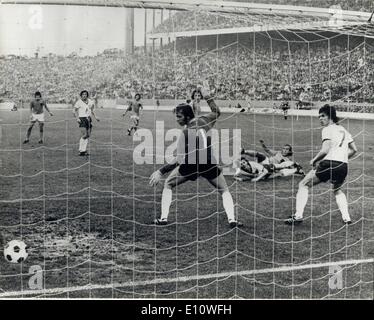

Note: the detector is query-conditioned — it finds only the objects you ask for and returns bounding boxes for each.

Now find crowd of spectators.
[153,11,321,34]
[153,1,373,34]
[1,35,373,112]
[154,11,262,33]
[231,0,373,12]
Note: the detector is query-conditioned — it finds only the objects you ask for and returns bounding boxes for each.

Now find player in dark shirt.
[149,85,242,228]
[122,93,143,136]
[23,91,53,144]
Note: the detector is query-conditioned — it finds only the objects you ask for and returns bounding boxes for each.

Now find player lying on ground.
[234,158,270,183]
[234,142,304,182]
[285,104,358,226]
[23,91,53,144]
[234,156,304,183]
[149,84,243,228]
[122,93,143,136]
[242,140,295,166]
[73,90,100,156]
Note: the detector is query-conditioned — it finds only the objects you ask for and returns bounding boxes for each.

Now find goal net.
[0,0,373,299]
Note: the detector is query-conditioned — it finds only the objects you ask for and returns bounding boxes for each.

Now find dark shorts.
[281,103,290,111]
[263,164,276,174]
[179,164,222,181]
[315,160,347,185]
[262,164,276,180]
[79,117,92,129]
[255,152,267,163]
[298,101,312,106]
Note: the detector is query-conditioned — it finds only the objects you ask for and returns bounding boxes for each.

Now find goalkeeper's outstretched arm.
[200,83,221,125]
[205,96,220,118]
[202,97,221,129]
[149,158,179,186]
[149,130,186,186]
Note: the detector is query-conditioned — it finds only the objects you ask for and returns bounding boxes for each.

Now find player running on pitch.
[122,93,143,136]
[285,104,358,225]
[276,90,290,120]
[23,91,53,144]
[73,90,100,156]
[280,91,290,120]
[149,84,243,228]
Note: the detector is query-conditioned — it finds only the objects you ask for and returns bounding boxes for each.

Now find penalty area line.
[0,258,373,298]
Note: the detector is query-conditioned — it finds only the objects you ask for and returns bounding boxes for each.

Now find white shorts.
[130,115,140,125]
[31,113,45,122]
[278,168,298,177]
[234,168,255,178]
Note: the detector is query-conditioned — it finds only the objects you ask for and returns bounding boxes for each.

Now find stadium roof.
[3,0,374,38]
[148,22,374,40]
[1,0,372,19]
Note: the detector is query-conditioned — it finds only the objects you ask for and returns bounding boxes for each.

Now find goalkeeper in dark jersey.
[149,84,243,228]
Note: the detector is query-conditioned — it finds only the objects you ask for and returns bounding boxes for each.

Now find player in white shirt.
[285,105,358,225]
[73,90,100,156]
[234,159,270,183]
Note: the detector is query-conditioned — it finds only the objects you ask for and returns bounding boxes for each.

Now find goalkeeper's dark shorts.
[179,164,221,181]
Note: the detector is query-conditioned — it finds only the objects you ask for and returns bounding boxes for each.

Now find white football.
[3,240,29,264]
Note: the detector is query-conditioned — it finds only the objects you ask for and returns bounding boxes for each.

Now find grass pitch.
[0,107,373,299]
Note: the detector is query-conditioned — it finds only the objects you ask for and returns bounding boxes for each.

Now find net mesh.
[0,1,373,299]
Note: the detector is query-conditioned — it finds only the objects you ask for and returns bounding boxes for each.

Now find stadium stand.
[228,0,373,12]
[1,33,373,110]
[152,1,373,34]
